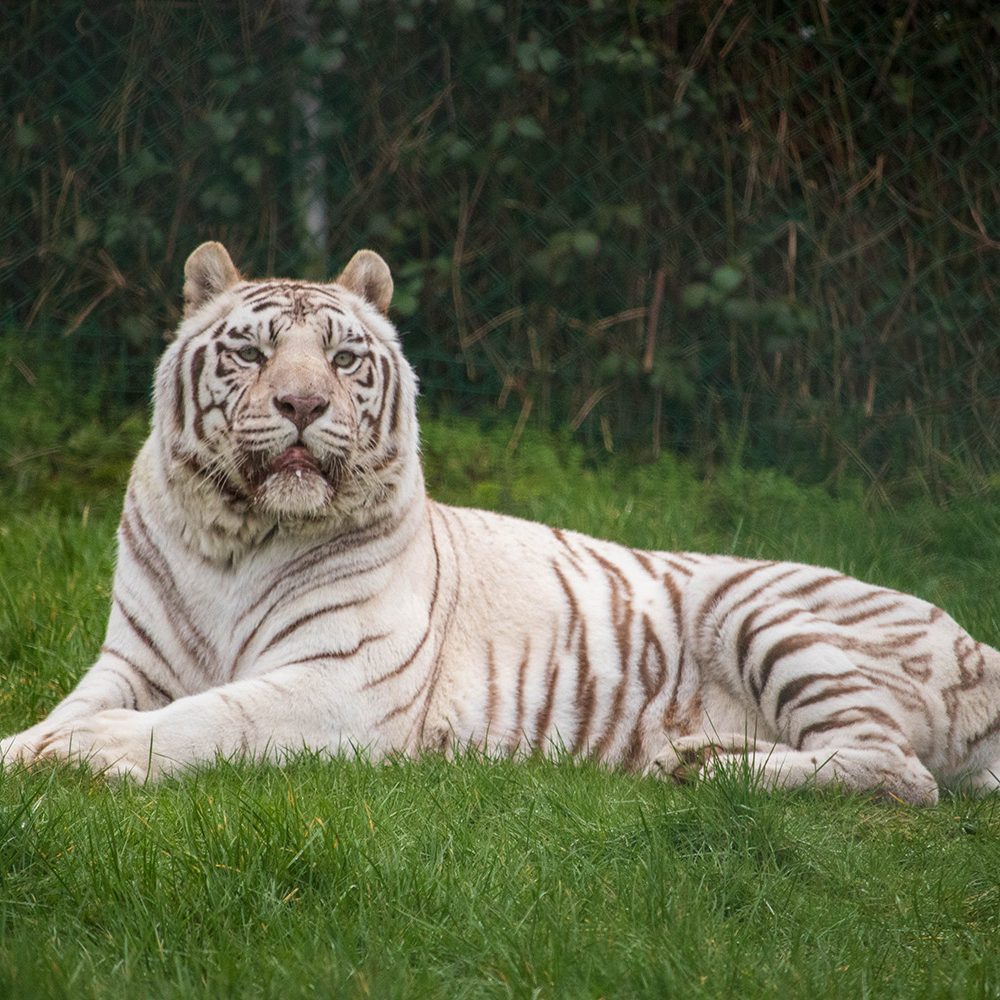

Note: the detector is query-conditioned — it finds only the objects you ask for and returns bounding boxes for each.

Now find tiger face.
[154,243,416,526]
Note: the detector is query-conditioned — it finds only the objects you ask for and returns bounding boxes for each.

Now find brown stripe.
[697,562,776,629]
[796,705,904,748]
[101,645,175,704]
[753,632,832,702]
[638,615,667,700]
[120,505,214,668]
[280,631,388,667]
[413,506,463,742]
[794,681,871,712]
[660,570,684,634]
[632,551,660,579]
[831,601,904,627]
[112,597,185,689]
[661,556,694,577]
[513,638,531,745]
[551,528,586,575]
[364,513,442,689]
[591,666,629,761]
[582,543,634,597]
[901,654,932,681]
[661,645,691,740]
[552,563,581,652]
[172,341,189,434]
[794,708,861,745]
[239,513,403,625]
[486,642,499,737]
[533,637,561,747]
[967,709,1000,753]
[736,606,803,678]
[773,673,824,718]
[621,723,646,770]
[571,619,597,754]
[726,566,801,619]
[257,595,373,659]
[387,368,403,438]
[190,344,208,439]
[779,571,847,601]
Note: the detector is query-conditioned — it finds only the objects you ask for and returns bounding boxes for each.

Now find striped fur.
[4,243,1000,806]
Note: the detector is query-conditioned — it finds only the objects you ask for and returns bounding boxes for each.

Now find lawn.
[1,412,1000,998]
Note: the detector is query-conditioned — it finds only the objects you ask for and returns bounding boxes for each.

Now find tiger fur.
[3,242,1000,806]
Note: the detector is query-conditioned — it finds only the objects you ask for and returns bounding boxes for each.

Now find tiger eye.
[332,350,357,369]
[236,345,265,364]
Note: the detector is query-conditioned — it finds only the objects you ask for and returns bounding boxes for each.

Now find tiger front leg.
[0,649,177,768]
[19,662,392,781]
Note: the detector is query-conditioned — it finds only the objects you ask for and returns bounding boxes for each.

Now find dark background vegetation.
[2,0,998,493]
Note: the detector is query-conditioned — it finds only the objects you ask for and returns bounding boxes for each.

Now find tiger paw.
[0,723,56,766]
[23,710,156,782]
[646,740,724,784]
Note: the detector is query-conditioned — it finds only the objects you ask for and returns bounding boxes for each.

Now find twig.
[643,266,667,373]
[570,382,618,432]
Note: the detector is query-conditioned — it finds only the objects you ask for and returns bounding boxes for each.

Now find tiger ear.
[183,242,241,316]
[335,250,393,314]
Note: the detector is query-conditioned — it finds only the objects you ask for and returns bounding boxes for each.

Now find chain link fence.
[2,0,998,489]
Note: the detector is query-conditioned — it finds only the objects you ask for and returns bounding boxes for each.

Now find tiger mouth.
[268,445,322,477]
[232,444,348,513]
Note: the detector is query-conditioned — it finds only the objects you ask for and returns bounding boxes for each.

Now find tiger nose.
[274,393,329,431]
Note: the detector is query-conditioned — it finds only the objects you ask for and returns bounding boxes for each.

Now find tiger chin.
[4,241,1000,807]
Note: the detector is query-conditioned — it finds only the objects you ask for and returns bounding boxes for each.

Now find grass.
[1,755,999,999]
[3,395,1000,997]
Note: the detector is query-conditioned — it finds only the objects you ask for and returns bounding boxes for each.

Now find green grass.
[3,409,1000,998]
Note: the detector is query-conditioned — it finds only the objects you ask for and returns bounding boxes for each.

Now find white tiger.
[3,242,1000,806]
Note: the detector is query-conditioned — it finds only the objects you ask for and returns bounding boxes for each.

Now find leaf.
[711,265,744,294]
[889,75,913,108]
[572,231,600,256]
[616,204,642,228]
[516,42,538,72]
[234,155,263,185]
[682,282,711,310]
[722,297,758,322]
[932,43,960,67]
[485,65,513,89]
[537,48,561,74]
[490,122,510,147]
[204,110,240,144]
[513,117,545,140]
[14,123,40,149]
[448,138,473,162]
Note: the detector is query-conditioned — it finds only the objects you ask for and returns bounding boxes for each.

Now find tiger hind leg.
[648,635,940,805]
[646,734,939,805]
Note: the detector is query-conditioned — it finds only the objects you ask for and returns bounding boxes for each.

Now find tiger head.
[152,243,420,541]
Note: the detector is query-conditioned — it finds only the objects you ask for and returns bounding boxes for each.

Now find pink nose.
[274,393,328,431]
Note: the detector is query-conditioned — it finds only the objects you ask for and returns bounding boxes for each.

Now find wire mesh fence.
[2,0,998,489]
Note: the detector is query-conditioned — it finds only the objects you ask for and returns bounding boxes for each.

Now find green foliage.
[0,337,147,511]
[2,2,998,490]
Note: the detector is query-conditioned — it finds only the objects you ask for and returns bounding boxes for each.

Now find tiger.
[3,241,999,807]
